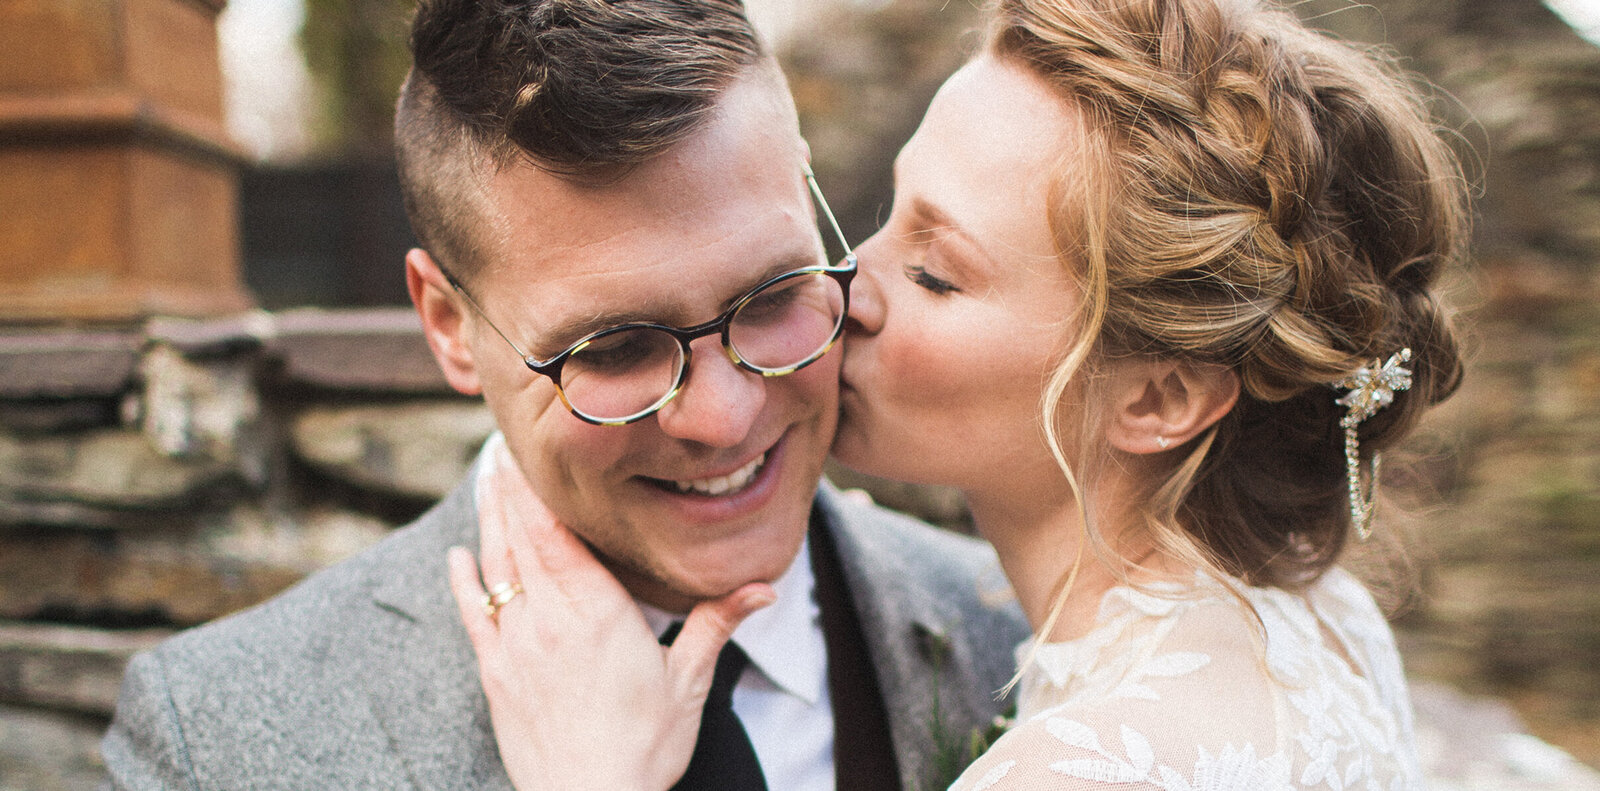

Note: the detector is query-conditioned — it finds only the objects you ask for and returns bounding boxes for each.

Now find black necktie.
[660,623,768,790]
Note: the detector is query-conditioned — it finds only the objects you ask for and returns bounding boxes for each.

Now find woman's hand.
[447,439,775,791]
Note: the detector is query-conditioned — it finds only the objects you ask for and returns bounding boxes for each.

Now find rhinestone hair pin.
[1334,348,1413,540]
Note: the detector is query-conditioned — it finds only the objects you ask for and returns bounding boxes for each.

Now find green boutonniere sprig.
[913,622,1018,790]
[925,702,1017,791]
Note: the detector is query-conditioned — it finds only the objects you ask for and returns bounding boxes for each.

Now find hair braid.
[992,0,1467,587]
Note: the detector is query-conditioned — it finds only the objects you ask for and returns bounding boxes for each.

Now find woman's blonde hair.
[989,0,1468,591]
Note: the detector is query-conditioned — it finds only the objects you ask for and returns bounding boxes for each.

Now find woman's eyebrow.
[906,197,1000,273]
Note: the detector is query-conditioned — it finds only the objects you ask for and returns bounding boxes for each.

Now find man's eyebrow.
[531,254,820,358]
[533,308,670,358]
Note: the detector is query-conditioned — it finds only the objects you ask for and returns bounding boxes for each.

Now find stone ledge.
[0,92,245,165]
[0,504,391,625]
[0,428,239,527]
[0,533,303,627]
[0,622,168,716]
[270,308,452,393]
[144,313,270,359]
[0,399,119,435]
[291,401,494,500]
[0,498,204,532]
[0,310,453,404]
[0,330,141,400]
[0,703,107,791]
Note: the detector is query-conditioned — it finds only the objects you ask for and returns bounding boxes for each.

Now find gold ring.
[482,581,523,619]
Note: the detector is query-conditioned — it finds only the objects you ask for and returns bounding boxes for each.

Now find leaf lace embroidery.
[949,569,1421,791]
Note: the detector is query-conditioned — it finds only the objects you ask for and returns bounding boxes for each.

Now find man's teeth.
[673,453,767,496]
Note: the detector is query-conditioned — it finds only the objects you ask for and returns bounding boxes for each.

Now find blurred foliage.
[300,0,414,157]
[784,0,987,246]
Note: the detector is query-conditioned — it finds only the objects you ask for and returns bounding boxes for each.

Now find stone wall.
[0,309,488,789]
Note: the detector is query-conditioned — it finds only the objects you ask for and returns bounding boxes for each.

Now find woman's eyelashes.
[905,265,959,295]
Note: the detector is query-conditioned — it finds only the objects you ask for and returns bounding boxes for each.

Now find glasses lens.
[728,271,847,372]
[560,327,684,421]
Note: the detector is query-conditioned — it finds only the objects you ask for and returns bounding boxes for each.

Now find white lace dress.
[952,569,1423,791]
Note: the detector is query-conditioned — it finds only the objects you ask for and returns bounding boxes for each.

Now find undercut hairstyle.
[992,0,1468,591]
[395,0,764,278]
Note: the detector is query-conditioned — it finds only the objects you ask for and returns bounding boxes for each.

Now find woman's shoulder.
[1009,580,1289,772]
[954,668,1293,791]
[984,570,1421,790]
[1020,575,1281,699]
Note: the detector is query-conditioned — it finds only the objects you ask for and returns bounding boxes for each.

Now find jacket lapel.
[361,473,516,791]
[816,483,1023,790]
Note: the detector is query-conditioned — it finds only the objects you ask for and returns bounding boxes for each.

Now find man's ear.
[406,248,483,396]
[1104,359,1240,454]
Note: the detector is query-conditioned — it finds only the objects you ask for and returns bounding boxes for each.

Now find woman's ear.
[1104,359,1240,454]
[406,248,484,396]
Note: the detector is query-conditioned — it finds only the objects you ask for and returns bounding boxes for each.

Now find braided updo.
[993,0,1467,588]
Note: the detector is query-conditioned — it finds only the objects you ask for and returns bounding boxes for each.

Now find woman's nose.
[844,235,887,336]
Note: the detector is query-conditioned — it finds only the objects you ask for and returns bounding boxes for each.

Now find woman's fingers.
[447,546,500,661]
[490,442,630,610]
[666,583,777,698]
[474,438,520,599]
[454,437,782,791]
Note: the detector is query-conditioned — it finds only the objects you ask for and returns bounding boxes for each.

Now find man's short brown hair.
[395,0,764,277]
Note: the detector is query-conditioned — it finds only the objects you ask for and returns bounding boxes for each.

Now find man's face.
[415,67,838,611]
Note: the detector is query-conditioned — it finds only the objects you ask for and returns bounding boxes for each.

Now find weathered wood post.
[0,0,252,321]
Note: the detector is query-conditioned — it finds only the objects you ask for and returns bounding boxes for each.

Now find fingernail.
[743,588,777,613]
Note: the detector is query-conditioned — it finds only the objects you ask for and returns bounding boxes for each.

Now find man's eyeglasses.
[440,164,857,426]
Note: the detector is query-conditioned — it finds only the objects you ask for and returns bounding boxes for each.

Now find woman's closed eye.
[905,265,959,295]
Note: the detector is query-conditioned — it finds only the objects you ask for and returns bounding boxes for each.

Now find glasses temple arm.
[803,163,856,260]
[436,261,538,363]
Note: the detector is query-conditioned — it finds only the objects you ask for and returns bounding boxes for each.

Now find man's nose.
[653,336,767,447]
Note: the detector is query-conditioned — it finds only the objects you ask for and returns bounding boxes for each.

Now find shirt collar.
[640,537,826,706]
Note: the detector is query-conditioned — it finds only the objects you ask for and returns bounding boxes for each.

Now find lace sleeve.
[948,609,1287,791]
[948,575,1421,791]
[950,705,1290,791]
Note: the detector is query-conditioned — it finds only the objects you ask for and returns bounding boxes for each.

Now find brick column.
[0,0,253,321]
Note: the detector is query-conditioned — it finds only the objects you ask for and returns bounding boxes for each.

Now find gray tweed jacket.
[100,477,1026,791]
